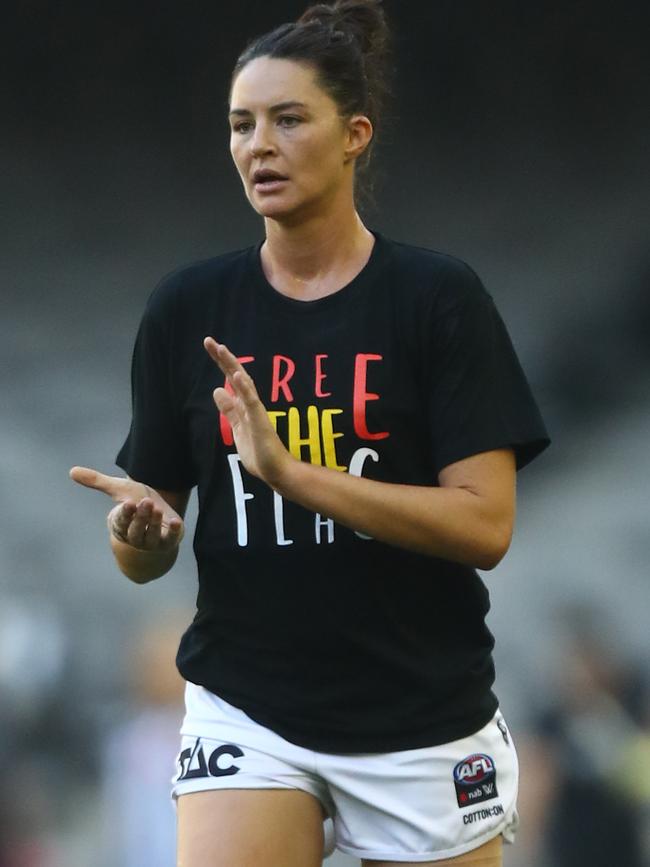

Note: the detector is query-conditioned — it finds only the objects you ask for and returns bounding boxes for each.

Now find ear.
[343,115,374,163]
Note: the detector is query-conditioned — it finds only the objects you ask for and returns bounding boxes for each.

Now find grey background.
[1,1,648,864]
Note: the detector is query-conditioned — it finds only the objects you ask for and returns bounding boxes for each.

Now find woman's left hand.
[204,337,294,488]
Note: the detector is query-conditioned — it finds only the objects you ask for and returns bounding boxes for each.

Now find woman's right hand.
[69,466,185,552]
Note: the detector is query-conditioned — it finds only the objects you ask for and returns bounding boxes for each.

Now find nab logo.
[177,738,245,781]
[453,753,498,808]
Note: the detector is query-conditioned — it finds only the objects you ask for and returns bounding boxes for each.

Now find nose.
[249,121,276,158]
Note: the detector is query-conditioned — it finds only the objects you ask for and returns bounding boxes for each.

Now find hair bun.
[298,3,338,27]
[298,0,387,58]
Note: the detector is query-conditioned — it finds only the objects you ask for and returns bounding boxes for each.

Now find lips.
[252,169,288,183]
[251,169,289,196]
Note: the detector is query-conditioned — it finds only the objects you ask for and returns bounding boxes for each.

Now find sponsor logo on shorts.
[176,738,245,781]
[463,804,505,825]
[453,753,499,808]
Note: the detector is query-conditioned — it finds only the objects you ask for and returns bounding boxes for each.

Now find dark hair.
[231,0,391,198]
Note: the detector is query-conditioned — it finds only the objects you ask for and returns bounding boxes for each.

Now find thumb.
[69,466,119,497]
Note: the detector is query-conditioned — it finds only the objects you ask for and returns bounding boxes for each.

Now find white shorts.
[172,683,519,863]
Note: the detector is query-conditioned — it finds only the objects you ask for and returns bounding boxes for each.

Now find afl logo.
[453,753,499,808]
[454,754,494,784]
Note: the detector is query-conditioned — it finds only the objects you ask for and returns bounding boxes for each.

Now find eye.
[278,115,302,128]
[232,121,253,134]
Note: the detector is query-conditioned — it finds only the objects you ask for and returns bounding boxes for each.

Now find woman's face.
[229,56,365,222]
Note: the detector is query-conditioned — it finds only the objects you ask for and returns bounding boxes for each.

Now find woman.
[71,1,550,864]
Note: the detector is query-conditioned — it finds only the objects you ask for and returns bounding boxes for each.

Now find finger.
[161,517,184,550]
[109,501,137,541]
[142,507,163,551]
[203,336,221,365]
[127,499,153,548]
[204,339,251,385]
[212,386,237,415]
[204,340,264,415]
[231,369,260,407]
[70,466,118,496]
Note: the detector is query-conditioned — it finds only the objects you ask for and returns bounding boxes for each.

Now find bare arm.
[70,467,191,584]
[205,338,516,570]
[275,447,515,569]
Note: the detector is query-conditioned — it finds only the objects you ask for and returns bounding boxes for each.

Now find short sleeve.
[426,263,550,475]
[115,283,197,491]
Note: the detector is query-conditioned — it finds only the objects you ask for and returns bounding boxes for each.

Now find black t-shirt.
[116,231,550,753]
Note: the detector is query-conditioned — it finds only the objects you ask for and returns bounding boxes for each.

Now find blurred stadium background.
[1,2,648,865]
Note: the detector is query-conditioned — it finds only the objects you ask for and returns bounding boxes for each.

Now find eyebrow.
[228,101,309,117]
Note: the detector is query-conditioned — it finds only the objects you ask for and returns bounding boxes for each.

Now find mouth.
[252,169,289,193]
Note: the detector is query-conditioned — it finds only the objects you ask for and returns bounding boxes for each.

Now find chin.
[251,195,309,223]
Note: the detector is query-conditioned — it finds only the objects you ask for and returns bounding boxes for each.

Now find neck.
[262,207,373,285]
